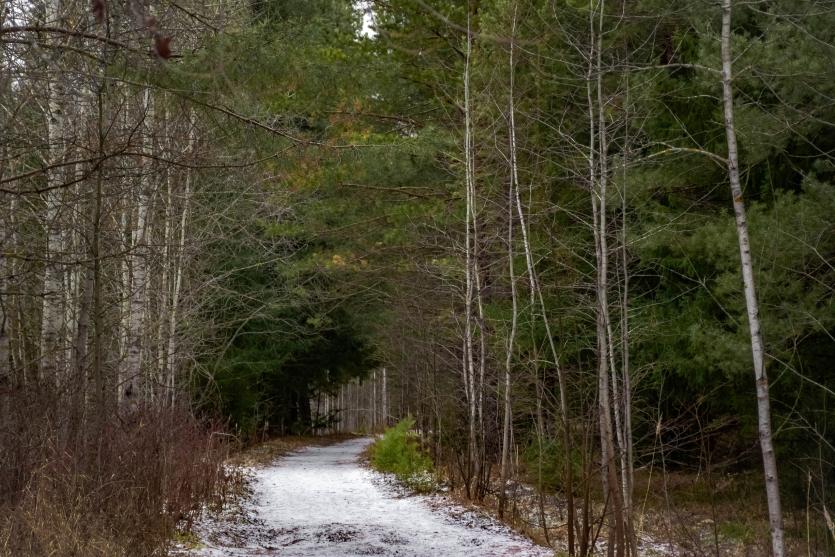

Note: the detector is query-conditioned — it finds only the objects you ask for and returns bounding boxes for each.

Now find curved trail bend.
[189,437,551,556]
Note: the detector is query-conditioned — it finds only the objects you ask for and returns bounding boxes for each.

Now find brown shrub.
[0,388,235,557]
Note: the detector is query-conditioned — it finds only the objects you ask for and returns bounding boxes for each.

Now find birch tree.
[720,1,784,553]
[122,89,154,408]
[462,12,480,497]
[39,0,70,385]
[586,1,625,552]
[498,10,520,516]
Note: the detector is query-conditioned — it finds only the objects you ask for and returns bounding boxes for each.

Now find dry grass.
[429,461,823,556]
[0,389,234,557]
[414,456,831,557]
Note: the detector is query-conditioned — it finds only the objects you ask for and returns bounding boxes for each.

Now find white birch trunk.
[381,367,387,427]
[468,20,488,494]
[620,77,637,557]
[40,0,67,384]
[164,112,195,406]
[597,25,630,551]
[9,195,25,386]
[372,369,377,430]
[462,15,478,491]
[158,123,172,402]
[588,2,625,551]
[122,89,154,408]
[720,2,784,554]
[500,11,520,515]
[507,40,576,543]
[499,122,518,518]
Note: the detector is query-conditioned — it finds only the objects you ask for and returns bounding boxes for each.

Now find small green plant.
[718,519,755,543]
[370,417,435,492]
[173,529,204,549]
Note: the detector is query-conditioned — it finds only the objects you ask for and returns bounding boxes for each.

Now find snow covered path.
[188,437,552,556]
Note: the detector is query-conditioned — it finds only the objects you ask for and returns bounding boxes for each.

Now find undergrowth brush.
[0,388,236,557]
[370,417,435,492]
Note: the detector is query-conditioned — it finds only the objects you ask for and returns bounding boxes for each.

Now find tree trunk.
[588,2,625,551]
[499,17,520,513]
[91,80,109,426]
[0,162,8,392]
[720,2,785,554]
[619,76,637,557]
[0,52,9,389]
[40,0,68,385]
[122,88,154,409]
[372,369,377,430]
[462,14,479,498]
[163,112,194,407]
[381,367,387,427]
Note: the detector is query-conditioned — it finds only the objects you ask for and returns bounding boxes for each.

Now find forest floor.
[444,466,795,556]
[175,437,551,556]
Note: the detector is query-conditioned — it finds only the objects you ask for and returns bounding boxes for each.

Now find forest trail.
[186,437,551,556]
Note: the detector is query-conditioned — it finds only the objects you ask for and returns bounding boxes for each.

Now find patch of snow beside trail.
[184,437,553,557]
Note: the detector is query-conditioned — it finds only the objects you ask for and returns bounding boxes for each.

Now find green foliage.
[522,437,583,495]
[192,171,379,437]
[371,418,435,492]
[718,520,756,544]
[178,0,835,511]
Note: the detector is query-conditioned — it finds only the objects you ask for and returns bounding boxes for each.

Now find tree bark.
[0,157,8,393]
[588,2,625,551]
[499,14,520,514]
[720,2,785,554]
[462,13,479,498]
[122,88,153,409]
[619,75,636,557]
[40,0,68,385]
[381,367,387,427]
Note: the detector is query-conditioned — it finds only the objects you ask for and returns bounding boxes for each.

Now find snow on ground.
[184,437,553,556]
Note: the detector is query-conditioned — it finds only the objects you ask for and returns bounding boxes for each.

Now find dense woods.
[1,0,834,555]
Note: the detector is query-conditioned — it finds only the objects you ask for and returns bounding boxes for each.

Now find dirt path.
[186,437,552,556]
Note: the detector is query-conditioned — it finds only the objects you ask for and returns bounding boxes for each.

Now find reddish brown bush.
[0,387,235,557]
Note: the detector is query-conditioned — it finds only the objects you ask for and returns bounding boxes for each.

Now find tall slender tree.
[720,1,784,554]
